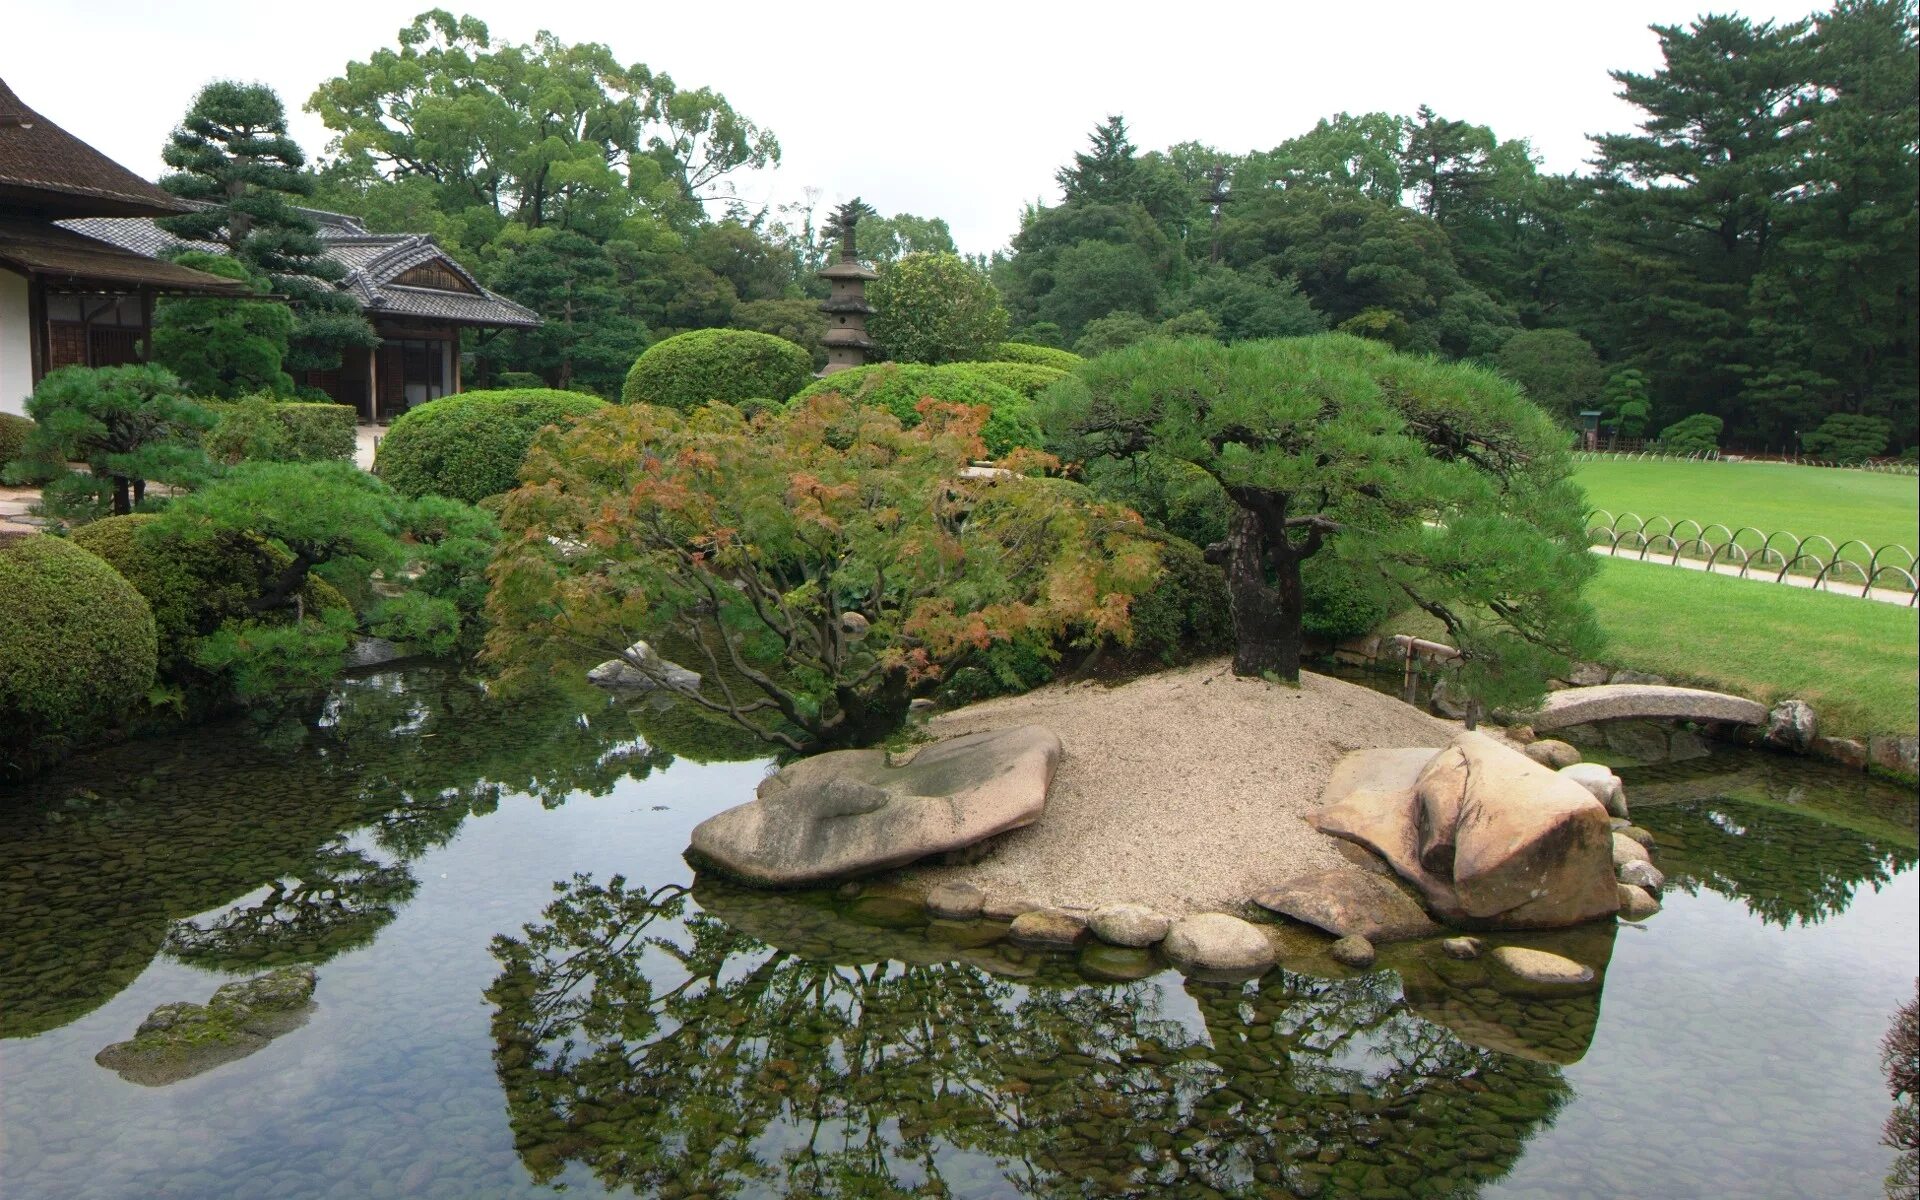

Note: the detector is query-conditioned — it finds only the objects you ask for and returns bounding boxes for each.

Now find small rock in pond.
[1618,859,1666,891]
[1617,883,1661,921]
[1488,946,1594,988]
[1161,913,1275,977]
[1330,935,1376,968]
[1008,908,1088,949]
[1524,739,1582,769]
[1611,832,1653,868]
[1442,936,1484,960]
[1559,762,1629,819]
[925,881,985,920]
[1087,903,1170,947]
[95,966,317,1087]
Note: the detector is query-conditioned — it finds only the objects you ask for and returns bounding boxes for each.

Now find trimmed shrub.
[1127,536,1234,663]
[1300,554,1397,643]
[867,252,1009,364]
[1,535,157,767]
[202,396,357,465]
[70,513,347,682]
[961,361,1069,402]
[495,371,547,389]
[789,363,1041,456]
[1655,412,1724,455]
[621,329,812,412]
[0,413,45,481]
[1802,413,1891,463]
[995,342,1084,371]
[376,389,607,503]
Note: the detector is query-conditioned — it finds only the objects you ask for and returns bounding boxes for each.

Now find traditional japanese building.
[0,77,247,417]
[65,210,540,422]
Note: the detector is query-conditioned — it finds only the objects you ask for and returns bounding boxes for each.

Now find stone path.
[0,485,45,542]
[355,424,387,472]
[1589,543,1916,606]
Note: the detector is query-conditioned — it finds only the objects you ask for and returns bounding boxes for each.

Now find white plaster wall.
[0,269,31,418]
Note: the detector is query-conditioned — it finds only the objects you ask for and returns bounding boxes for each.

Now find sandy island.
[897,658,1462,916]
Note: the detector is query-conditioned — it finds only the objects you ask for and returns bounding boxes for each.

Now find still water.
[0,668,1913,1199]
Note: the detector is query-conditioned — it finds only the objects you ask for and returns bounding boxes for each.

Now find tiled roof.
[0,77,191,219]
[57,210,539,329]
[0,218,248,293]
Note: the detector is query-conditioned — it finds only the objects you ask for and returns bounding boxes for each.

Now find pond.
[0,666,1913,1200]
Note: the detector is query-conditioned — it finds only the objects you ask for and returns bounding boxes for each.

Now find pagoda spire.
[817,197,879,374]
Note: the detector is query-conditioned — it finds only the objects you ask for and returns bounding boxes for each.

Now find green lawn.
[1378,557,1918,738]
[1582,559,1915,738]
[1574,459,1918,564]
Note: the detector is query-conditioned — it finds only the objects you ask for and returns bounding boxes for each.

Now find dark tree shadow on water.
[486,874,1578,1199]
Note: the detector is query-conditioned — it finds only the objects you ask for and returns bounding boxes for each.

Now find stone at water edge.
[1161,913,1275,976]
[587,640,702,692]
[1487,945,1595,990]
[925,882,985,920]
[1617,884,1661,921]
[1764,700,1817,753]
[1008,908,1089,949]
[1610,669,1668,686]
[1618,859,1666,891]
[1087,903,1171,948]
[1812,736,1868,770]
[686,726,1060,887]
[1329,935,1376,968]
[1441,936,1483,960]
[1869,734,1919,778]
[1616,824,1657,850]
[1524,739,1582,770]
[1252,866,1440,943]
[1566,662,1610,687]
[1559,762,1628,819]
[1611,832,1653,868]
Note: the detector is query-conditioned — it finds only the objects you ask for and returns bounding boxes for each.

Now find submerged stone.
[94,966,317,1087]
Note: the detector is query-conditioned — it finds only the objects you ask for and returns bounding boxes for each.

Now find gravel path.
[899,658,1456,916]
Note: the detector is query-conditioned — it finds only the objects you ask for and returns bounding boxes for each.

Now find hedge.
[960,361,1069,402]
[202,397,357,464]
[376,389,607,503]
[70,514,348,682]
[0,412,33,471]
[994,342,1084,371]
[789,363,1042,456]
[0,535,157,766]
[622,329,813,412]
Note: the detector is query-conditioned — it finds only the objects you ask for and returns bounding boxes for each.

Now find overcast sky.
[7,0,1820,254]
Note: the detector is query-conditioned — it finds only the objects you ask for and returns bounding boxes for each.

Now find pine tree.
[1056,115,1144,207]
[160,82,376,374]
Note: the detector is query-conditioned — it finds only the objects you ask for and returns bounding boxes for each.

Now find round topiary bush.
[1127,536,1235,663]
[0,535,158,762]
[0,412,34,469]
[376,389,607,503]
[71,513,346,678]
[621,330,813,412]
[962,361,1070,402]
[789,363,1041,456]
[994,342,1084,371]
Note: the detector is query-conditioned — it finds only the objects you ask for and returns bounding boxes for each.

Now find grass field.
[1574,459,1919,560]
[1380,557,1919,738]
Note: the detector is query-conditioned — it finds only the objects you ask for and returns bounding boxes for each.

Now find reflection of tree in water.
[0,668,679,1037]
[488,874,1572,1198]
[1638,796,1918,928]
[163,838,418,969]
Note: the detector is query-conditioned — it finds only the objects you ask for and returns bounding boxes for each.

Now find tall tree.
[1588,14,1818,439]
[479,228,647,395]
[160,81,376,374]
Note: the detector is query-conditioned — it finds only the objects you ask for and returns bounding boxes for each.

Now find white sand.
[899,658,1458,916]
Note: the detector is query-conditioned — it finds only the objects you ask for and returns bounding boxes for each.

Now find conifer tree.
[160,82,376,374]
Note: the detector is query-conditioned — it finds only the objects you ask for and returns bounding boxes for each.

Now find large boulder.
[1310,732,1619,930]
[687,726,1060,887]
[1253,866,1440,943]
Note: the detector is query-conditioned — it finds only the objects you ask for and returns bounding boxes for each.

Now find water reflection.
[487,875,1580,1199]
[1623,758,1919,928]
[0,669,671,1039]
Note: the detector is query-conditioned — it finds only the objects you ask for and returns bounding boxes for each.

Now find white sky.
[6,0,1821,255]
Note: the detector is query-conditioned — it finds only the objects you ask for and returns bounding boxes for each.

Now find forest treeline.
[257,3,1915,450]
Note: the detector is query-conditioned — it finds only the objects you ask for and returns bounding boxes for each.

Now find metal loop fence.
[1571,450,1920,475]
[1584,509,1918,605]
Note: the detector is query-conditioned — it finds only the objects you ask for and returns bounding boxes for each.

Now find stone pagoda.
[816,198,878,374]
